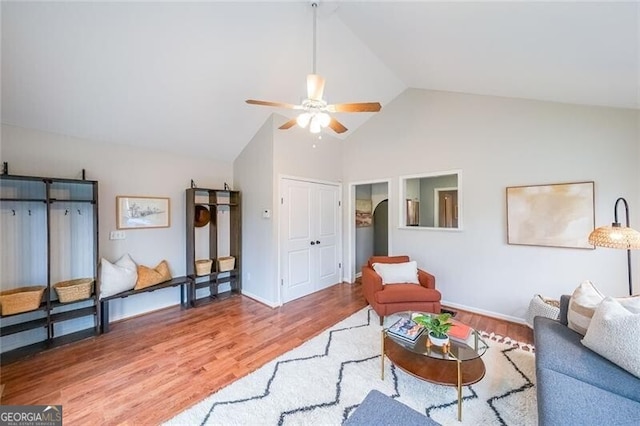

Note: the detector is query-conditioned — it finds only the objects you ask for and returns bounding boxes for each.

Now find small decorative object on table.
[412,312,453,349]
[387,317,425,344]
[448,320,472,342]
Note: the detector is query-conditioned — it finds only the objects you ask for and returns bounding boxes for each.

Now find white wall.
[272,115,344,182]
[1,124,233,322]
[233,116,277,306]
[343,89,639,322]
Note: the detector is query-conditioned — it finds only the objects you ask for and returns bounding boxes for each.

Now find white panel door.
[281,180,314,302]
[316,184,340,290]
[281,179,341,303]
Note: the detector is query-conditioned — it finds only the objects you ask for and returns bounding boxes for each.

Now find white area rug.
[166,308,537,426]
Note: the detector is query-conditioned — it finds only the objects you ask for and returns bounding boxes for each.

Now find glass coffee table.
[381,312,489,421]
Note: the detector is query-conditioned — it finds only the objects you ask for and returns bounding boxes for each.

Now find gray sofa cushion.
[536,368,640,426]
[344,390,439,426]
[534,316,640,403]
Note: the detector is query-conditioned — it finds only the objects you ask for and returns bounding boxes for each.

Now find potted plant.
[412,312,453,347]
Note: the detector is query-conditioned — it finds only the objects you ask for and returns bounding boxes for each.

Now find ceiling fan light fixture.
[317,112,331,128]
[309,116,322,133]
[296,112,311,128]
[244,2,380,136]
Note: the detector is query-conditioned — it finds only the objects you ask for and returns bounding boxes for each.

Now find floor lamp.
[588,197,640,296]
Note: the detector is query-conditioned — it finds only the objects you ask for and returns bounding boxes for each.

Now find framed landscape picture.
[116,196,170,229]
[506,181,594,249]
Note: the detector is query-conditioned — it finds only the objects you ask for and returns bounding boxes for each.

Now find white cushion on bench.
[100,253,137,299]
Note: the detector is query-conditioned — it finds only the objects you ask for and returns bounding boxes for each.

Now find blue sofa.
[534,295,640,425]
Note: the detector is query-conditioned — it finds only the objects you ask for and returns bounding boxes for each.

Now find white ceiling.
[2,1,638,162]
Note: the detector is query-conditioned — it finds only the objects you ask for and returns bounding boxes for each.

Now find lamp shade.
[588,225,640,250]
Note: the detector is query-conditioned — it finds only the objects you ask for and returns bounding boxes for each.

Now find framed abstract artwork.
[506,181,594,249]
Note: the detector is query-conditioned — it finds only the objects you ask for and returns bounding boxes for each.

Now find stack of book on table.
[387,317,425,344]
[448,320,472,342]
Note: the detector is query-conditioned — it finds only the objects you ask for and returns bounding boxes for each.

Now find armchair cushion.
[372,261,419,285]
[375,285,441,304]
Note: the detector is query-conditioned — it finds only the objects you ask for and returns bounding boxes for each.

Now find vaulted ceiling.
[2,1,638,162]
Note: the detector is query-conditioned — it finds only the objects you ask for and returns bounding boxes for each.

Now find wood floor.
[0,282,532,425]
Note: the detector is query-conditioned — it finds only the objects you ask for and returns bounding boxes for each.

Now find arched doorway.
[373,199,388,256]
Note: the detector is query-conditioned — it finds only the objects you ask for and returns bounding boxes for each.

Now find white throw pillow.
[582,297,640,379]
[99,253,138,298]
[568,280,640,335]
[372,261,419,285]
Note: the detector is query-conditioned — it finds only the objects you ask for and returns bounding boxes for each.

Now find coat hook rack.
[77,209,82,215]
[12,209,16,216]
[28,210,32,216]
[65,209,69,216]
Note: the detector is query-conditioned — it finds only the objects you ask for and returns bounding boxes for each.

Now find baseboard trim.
[442,299,526,325]
[241,290,280,308]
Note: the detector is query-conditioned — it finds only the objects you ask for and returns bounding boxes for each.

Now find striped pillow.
[567,280,640,335]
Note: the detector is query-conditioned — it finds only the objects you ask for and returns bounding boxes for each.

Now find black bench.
[100,276,192,333]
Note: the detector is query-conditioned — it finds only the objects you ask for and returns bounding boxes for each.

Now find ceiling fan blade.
[307,74,325,101]
[328,102,382,113]
[278,118,298,130]
[328,117,348,134]
[246,99,300,110]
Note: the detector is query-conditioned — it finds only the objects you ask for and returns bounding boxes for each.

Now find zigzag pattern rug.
[166,307,537,426]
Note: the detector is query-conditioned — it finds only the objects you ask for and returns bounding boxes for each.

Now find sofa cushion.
[536,367,640,426]
[373,261,419,285]
[582,297,640,379]
[374,285,441,304]
[534,316,640,403]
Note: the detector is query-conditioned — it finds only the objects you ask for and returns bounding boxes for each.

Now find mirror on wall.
[399,170,462,230]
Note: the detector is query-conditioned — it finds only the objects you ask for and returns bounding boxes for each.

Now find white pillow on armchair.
[372,261,419,285]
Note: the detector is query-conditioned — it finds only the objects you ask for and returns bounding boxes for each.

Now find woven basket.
[217,256,235,272]
[54,278,94,303]
[195,259,213,276]
[525,294,560,328]
[0,286,46,315]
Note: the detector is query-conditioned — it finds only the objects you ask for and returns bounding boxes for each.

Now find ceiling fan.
[245,2,381,135]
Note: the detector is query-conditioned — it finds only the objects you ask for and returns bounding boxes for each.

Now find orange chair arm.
[418,269,436,289]
[362,266,383,301]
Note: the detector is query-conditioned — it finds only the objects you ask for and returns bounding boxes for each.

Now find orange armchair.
[362,255,441,325]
